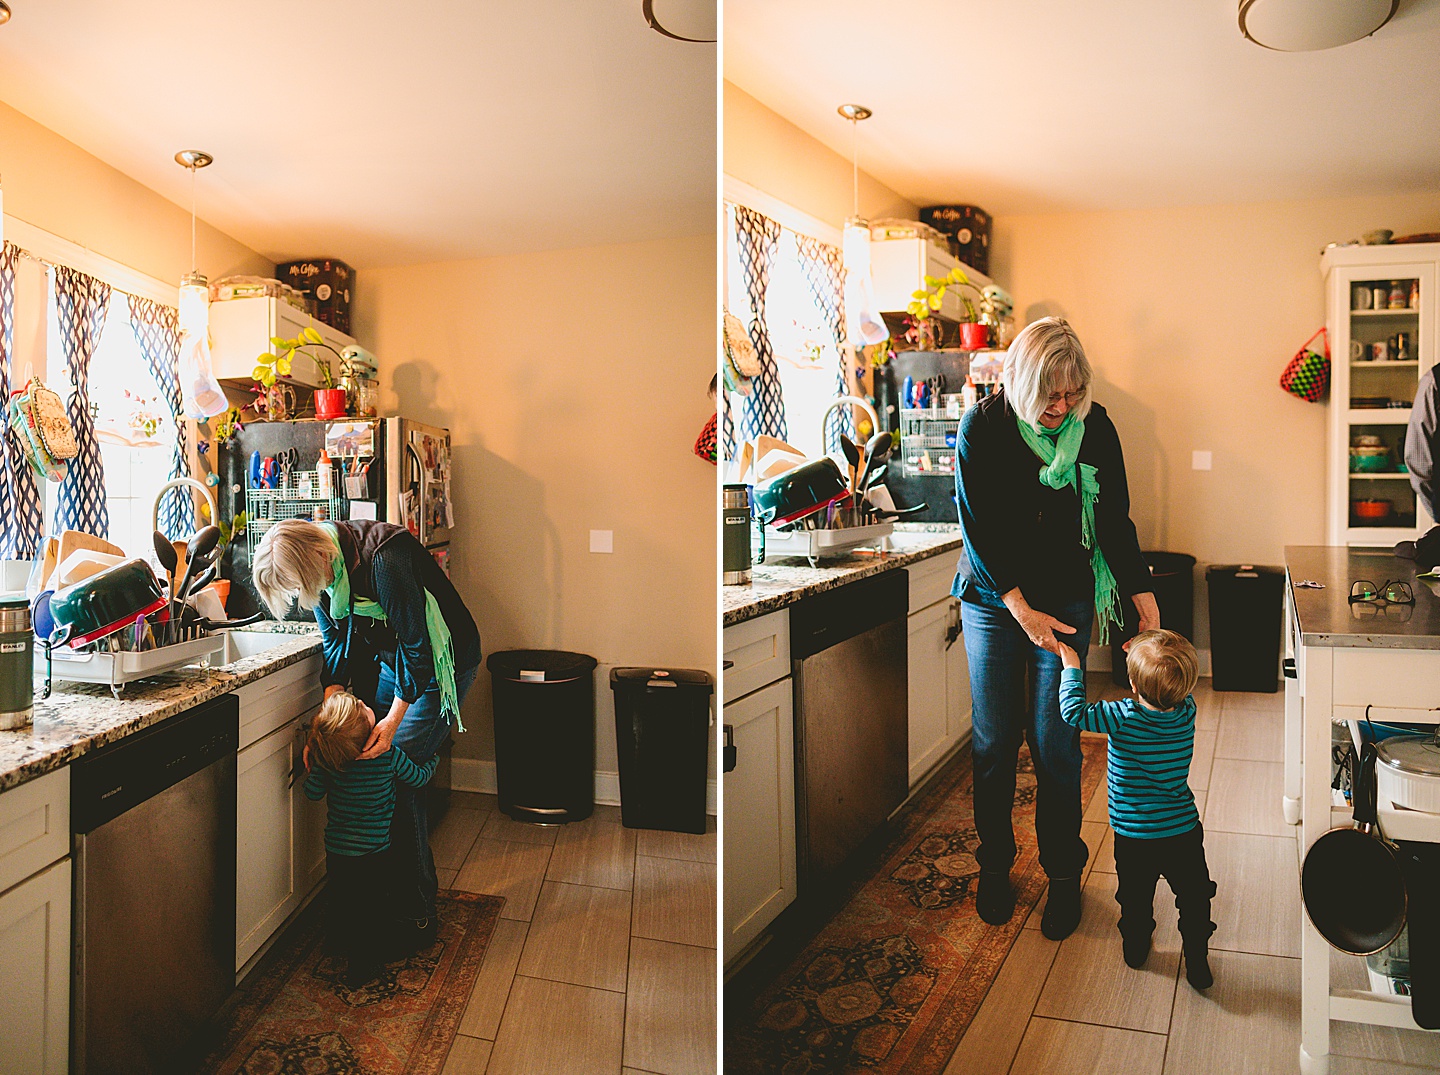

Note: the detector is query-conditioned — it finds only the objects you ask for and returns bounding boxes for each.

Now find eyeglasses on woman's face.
[1045,388,1085,407]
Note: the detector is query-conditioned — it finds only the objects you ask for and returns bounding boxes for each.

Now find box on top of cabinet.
[275,259,354,335]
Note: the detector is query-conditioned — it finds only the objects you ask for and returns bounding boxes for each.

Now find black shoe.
[976,870,1015,925]
[1041,876,1082,940]
[1184,943,1213,990]
[1121,931,1151,969]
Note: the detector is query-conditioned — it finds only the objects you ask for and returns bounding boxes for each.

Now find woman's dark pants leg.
[962,593,1092,880]
[376,663,480,924]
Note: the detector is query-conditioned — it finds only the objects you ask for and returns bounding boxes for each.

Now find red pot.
[960,322,989,350]
[314,388,348,419]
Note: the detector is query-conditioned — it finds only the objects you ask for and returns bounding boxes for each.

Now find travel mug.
[0,594,33,729]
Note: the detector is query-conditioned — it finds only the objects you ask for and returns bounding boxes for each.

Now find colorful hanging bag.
[1279,327,1329,402]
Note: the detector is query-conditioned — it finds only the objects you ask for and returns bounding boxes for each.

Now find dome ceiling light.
[1239,0,1398,51]
[642,0,715,43]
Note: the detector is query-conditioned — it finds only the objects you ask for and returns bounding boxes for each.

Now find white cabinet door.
[237,719,298,970]
[908,600,952,786]
[723,678,795,965]
[209,296,355,388]
[0,857,70,1075]
[945,600,973,745]
[292,704,328,897]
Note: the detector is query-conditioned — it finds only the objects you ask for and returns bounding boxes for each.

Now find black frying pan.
[1301,742,1407,955]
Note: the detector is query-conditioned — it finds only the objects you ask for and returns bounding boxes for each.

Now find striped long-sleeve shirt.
[303,748,438,855]
[1059,667,1199,840]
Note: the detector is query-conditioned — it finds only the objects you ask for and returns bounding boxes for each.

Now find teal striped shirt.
[1059,667,1200,840]
[303,748,437,856]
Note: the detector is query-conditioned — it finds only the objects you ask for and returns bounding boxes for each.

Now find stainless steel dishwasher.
[791,569,908,883]
[71,692,238,1075]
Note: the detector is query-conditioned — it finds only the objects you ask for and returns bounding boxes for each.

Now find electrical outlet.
[589,529,613,553]
[1192,451,1212,471]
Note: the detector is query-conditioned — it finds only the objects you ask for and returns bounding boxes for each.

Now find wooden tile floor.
[941,676,1440,1075]
[432,793,716,1075]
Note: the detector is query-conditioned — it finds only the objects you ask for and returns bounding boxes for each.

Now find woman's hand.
[1002,588,1076,654]
[324,684,346,700]
[359,712,402,759]
[1122,592,1161,652]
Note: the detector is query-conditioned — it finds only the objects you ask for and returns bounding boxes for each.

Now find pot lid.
[1376,734,1440,778]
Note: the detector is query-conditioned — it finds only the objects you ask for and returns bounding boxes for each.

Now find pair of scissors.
[277,448,299,488]
[260,456,277,489]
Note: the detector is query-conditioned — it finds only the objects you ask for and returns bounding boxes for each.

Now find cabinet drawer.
[909,554,958,613]
[0,768,69,895]
[237,654,323,749]
[724,609,791,702]
[1332,648,1440,710]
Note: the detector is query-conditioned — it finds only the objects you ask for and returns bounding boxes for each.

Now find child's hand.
[1057,641,1081,669]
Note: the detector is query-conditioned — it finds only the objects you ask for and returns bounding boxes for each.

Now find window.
[724,204,845,460]
[41,271,178,559]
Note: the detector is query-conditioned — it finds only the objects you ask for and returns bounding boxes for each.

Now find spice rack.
[246,469,344,557]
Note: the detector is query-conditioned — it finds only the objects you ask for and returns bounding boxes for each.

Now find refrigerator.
[217,417,454,619]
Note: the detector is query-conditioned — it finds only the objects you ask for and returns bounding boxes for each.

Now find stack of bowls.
[1351,445,1392,473]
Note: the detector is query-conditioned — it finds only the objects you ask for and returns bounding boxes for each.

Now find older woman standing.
[253,517,481,953]
[953,317,1157,940]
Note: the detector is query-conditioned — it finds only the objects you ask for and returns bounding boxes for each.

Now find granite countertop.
[723,524,965,627]
[0,621,322,793]
[1286,545,1440,649]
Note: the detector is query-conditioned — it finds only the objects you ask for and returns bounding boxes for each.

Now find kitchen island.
[1285,546,1440,1073]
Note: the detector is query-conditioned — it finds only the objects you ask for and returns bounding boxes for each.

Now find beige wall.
[354,235,717,783]
[724,81,917,228]
[0,100,269,283]
[993,192,1440,646]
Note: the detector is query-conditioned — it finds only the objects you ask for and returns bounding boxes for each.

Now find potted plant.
[255,327,348,419]
[907,267,996,350]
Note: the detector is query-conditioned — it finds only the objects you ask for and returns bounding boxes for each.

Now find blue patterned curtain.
[54,265,111,536]
[0,243,44,558]
[128,295,190,538]
[795,234,853,452]
[733,206,787,443]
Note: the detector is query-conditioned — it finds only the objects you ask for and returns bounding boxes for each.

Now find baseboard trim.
[451,757,717,815]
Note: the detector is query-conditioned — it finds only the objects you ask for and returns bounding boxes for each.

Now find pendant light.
[838,104,889,347]
[174,150,227,418]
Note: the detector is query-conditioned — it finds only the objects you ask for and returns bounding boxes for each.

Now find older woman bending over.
[253,518,481,953]
[952,317,1157,939]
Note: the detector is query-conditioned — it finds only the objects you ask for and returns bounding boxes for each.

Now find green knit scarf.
[1016,412,1124,645]
[321,524,463,731]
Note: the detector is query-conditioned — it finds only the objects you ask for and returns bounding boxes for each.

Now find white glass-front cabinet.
[1323,243,1439,546]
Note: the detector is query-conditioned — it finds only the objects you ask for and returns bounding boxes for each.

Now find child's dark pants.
[1112,822,1216,948]
[326,849,389,977]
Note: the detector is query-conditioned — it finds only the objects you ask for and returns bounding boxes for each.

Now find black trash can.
[1206,565,1286,693]
[1111,551,1197,686]
[488,649,598,824]
[611,667,715,834]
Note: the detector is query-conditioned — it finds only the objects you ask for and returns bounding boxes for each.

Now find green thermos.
[0,593,33,729]
[723,484,761,585]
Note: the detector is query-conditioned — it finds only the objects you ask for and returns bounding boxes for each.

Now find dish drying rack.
[36,630,226,699]
[765,520,894,567]
[246,470,345,557]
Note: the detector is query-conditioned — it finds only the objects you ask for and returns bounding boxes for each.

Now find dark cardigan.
[950,389,1151,612]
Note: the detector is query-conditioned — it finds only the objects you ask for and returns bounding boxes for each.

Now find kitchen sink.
[219,630,294,664]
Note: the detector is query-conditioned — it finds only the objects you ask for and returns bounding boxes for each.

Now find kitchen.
[720,3,1440,1073]
[0,4,717,1075]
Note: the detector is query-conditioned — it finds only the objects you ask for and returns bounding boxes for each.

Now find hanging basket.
[1279,327,1329,403]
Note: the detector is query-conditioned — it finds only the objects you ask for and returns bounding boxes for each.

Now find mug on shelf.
[1372,341,1392,362]
[1374,286,1388,310]
[1353,286,1373,310]
[1350,339,1366,361]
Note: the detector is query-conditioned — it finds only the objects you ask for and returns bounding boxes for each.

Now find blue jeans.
[375,661,479,922]
[962,589,1093,880]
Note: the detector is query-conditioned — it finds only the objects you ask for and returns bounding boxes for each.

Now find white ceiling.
[0,1,716,269]
[725,0,1440,216]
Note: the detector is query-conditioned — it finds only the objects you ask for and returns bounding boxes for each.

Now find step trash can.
[611,667,715,834]
[488,649,598,825]
[1206,564,1286,692]
[1112,551,1197,686]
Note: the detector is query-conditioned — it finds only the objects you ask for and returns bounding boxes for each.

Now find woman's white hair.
[1002,316,1094,426]
[251,519,336,617]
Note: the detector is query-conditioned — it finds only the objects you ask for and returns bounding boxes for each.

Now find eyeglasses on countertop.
[1349,579,1415,605]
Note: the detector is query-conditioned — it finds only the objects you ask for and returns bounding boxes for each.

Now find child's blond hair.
[1125,629,1200,711]
[305,691,369,771]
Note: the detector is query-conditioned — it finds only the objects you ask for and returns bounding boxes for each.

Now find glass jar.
[1411,280,1421,309]
[1389,281,1407,310]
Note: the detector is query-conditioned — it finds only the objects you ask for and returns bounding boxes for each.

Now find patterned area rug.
[193,890,504,1075]
[726,738,1106,1075]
